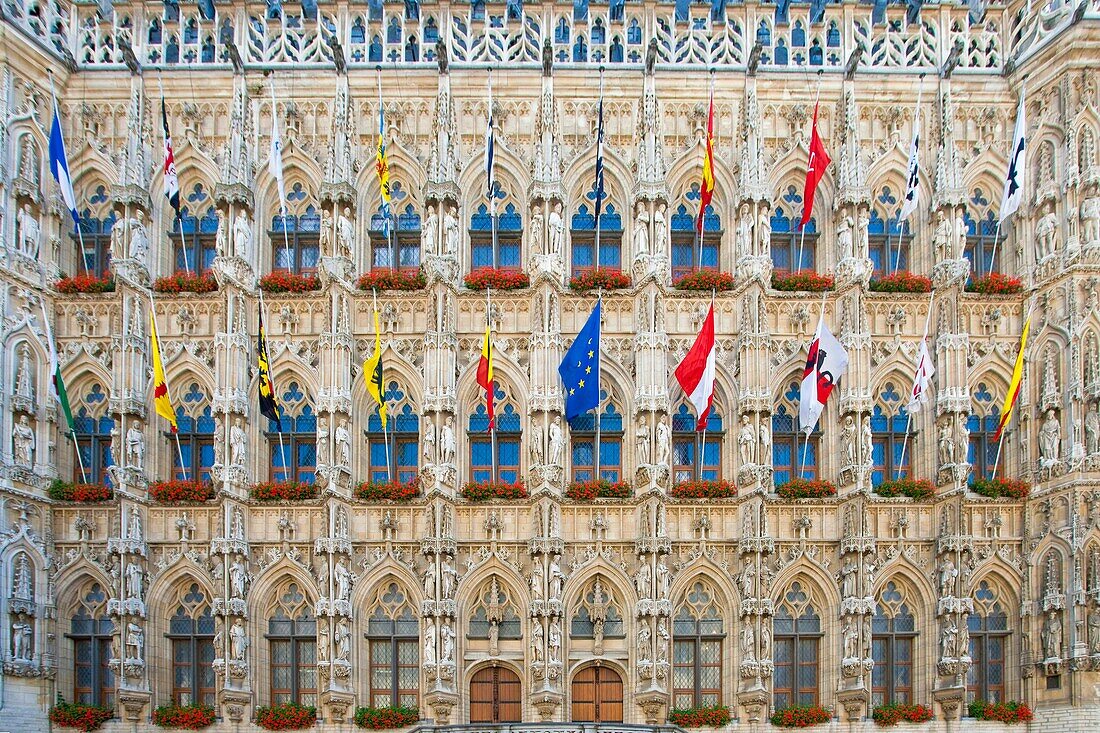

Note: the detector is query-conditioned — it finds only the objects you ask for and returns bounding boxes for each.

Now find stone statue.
[230,507,246,541]
[14,345,33,402]
[738,562,755,599]
[938,558,957,597]
[741,622,756,661]
[840,619,858,659]
[857,209,870,257]
[319,209,332,253]
[736,204,753,259]
[653,203,668,256]
[656,618,670,664]
[938,421,955,466]
[317,619,329,662]
[954,212,967,260]
[530,205,544,255]
[633,203,650,258]
[656,557,670,598]
[12,415,34,466]
[422,560,437,598]
[333,557,352,601]
[1083,194,1100,245]
[229,618,248,661]
[840,561,857,599]
[541,36,553,77]
[547,202,565,258]
[440,556,457,599]
[125,562,144,600]
[548,555,565,600]
[126,421,144,469]
[423,421,437,464]
[634,558,651,597]
[836,211,854,260]
[229,556,248,598]
[655,421,671,468]
[738,414,756,465]
[759,422,771,462]
[233,210,253,261]
[940,618,958,659]
[440,621,454,664]
[1035,206,1058,262]
[1039,409,1061,463]
[215,214,227,257]
[548,619,562,664]
[530,619,544,662]
[757,209,771,256]
[1086,405,1100,455]
[337,207,355,258]
[127,510,142,542]
[1042,611,1062,659]
[933,210,952,262]
[230,418,247,467]
[636,623,651,663]
[11,619,32,660]
[842,415,857,467]
[636,418,651,465]
[548,416,564,467]
[1088,605,1100,653]
[435,37,448,74]
[126,622,145,660]
[335,418,351,467]
[16,203,39,256]
[423,205,438,256]
[334,617,351,662]
[443,206,459,256]
[440,416,456,465]
[531,561,544,599]
[861,417,873,468]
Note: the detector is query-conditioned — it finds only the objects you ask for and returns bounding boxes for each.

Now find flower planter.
[150,480,216,504]
[353,705,419,729]
[152,703,217,729]
[869,272,933,293]
[460,480,528,501]
[153,273,219,294]
[55,275,115,294]
[48,480,112,503]
[259,271,321,293]
[463,267,530,291]
[669,479,737,499]
[49,700,114,732]
[965,273,1024,295]
[673,270,736,292]
[564,479,633,501]
[355,477,421,502]
[255,702,317,730]
[249,481,318,502]
[875,478,934,500]
[770,704,832,728]
[872,703,934,726]
[667,705,732,727]
[970,477,1030,499]
[776,478,838,499]
[356,269,426,291]
[568,269,632,292]
[771,271,835,292]
[967,700,1033,724]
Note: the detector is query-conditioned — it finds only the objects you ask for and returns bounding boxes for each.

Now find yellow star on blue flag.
[558,299,602,421]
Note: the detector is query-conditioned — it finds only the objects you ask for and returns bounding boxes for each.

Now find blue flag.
[559,300,602,421]
[48,101,80,226]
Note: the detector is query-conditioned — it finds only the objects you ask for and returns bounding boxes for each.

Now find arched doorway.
[571,665,624,722]
[469,666,522,723]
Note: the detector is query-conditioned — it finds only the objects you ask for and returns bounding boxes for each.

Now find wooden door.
[571,665,624,722]
[469,666,522,723]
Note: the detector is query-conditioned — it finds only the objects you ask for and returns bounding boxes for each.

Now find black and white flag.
[999,91,1027,221]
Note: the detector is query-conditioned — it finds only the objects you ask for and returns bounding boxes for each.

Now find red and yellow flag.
[696,89,715,235]
[476,325,495,432]
[993,311,1031,441]
[150,310,178,433]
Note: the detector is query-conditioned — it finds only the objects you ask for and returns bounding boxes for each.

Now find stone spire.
[531,39,562,196]
[218,75,254,203]
[115,75,150,197]
[932,81,964,209]
[634,39,667,200]
[425,45,460,204]
[737,78,767,202]
[323,75,356,189]
[835,82,868,206]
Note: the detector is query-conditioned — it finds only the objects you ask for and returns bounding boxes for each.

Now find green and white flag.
[41,301,75,435]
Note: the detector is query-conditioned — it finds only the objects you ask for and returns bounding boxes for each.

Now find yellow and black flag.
[363,306,387,429]
[257,308,282,428]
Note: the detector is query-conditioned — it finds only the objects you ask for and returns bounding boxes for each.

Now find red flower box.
[463,267,530,291]
[873,703,934,727]
[771,270,835,292]
[667,705,732,728]
[55,274,115,294]
[568,268,632,292]
[355,477,421,502]
[259,271,321,293]
[770,704,832,728]
[966,272,1024,295]
[460,480,528,501]
[49,699,114,732]
[968,700,1033,724]
[353,705,419,730]
[970,477,1030,499]
[150,479,216,504]
[673,270,737,292]
[249,481,318,502]
[48,480,112,503]
[254,702,317,731]
[152,703,217,729]
[669,479,737,499]
[153,272,219,294]
[564,478,633,500]
[776,478,838,499]
[875,478,934,500]
[869,271,933,293]
[356,269,427,291]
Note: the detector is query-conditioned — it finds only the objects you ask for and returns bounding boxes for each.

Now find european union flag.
[559,300,602,421]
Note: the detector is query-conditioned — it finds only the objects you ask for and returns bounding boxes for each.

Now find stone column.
[315,500,355,721]
[736,498,774,723]
[528,287,565,492]
[106,503,151,720]
[635,496,671,722]
[528,498,564,719]
[211,502,252,721]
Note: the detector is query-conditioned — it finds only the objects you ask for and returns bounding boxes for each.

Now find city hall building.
[1,0,1099,730]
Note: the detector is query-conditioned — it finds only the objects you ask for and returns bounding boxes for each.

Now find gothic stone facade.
[2,0,1100,731]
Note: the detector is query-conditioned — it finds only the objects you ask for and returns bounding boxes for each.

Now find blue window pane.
[599,243,621,268]
[573,243,594,268]
[499,439,519,468]
[500,243,521,267]
[672,243,694,268]
[573,439,594,467]
[471,441,492,469]
[471,244,493,268]
[396,441,418,469]
[301,245,319,269]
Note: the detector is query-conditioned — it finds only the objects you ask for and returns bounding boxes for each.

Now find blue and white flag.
[48,99,80,226]
[485,82,495,201]
[593,97,605,230]
[999,90,1027,221]
[198,0,215,20]
[558,299,602,421]
[899,109,921,222]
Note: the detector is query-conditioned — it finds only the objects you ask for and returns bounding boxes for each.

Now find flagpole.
[72,427,89,485]
[892,84,922,277]
[989,82,1025,277]
[594,68,604,282]
[270,83,293,271]
[42,298,89,483]
[800,289,828,478]
[47,71,93,275]
[594,290,602,480]
[487,286,497,480]
[378,69,396,272]
[158,75,193,277]
[797,74,824,274]
[697,290,715,479]
[991,300,1033,479]
[150,292,190,481]
[895,288,935,480]
[487,69,498,270]
[259,288,289,479]
[696,71,715,273]
[373,288,392,483]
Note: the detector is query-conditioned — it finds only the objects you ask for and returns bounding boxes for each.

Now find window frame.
[569,228,624,277]
[770,229,818,275]
[968,413,999,482]
[670,231,720,282]
[871,409,910,487]
[366,623,419,708]
[166,612,216,707]
[369,229,422,274]
[469,229,522,273]
[468,432,521,484]
[672,431,723,483]
[71,231,112,279]
[267,429,317,484]
[672,628,723,709]
[868,234,910,278]
[967,613,1010,704]
[269,228,320,277]
[266,614,318,707]
[74,414,113,486]
[171,231,218,276]
[773,608,823,709]
[871,610,916,706]
[168,429,215,483]
[67,613,115,708]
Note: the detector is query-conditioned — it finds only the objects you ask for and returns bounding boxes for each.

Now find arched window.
[871,581,916,706]
[773,381,819,484]
[267,381,317,484]
[172,382,216,483]
[365,382,419,483]
[967,580,1010,703]
[773,581,822,709]
[468,386,521,483]
[963,187,1004,276]
[868,186,911,276]
[671,184,722,280]
[267,582,317,706]
[470,186,522,272]
[570,179,624,276]
[467,577,522,639]
[67,582,115,708]
[569,391,624,482]
[73,187,117,278]
[167,583,216,706]
[871,381,909,487]
[365,582,419,708]
[672,403,722,482]
[172,183,220,275]
[370,182,421,273]
[570,576,625,640]
[770,185,816,274]
[967,382,998,481]
[270,186,321,276]
[73,383,114,485]
[672,581,724,709]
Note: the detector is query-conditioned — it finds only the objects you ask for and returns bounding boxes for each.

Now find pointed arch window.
[967,580,1010,703]
[370,184,421,274]
[773,382,820,485]
[773,581,822,709]
[270,199,321,276]
[871,581,916,706]
[871,382,910,487]
[672,403,723,482]
[571,182,624,276]
[671,184,722,280]
[67,583,115,709]
[365,382,419,483]
[868,186,911,276]
[365,583,419,708]
[72,199,117,278]
[167,583,216,706]
[672,581,724,709]
[770,186,816,274]
[963,188,1004,276]
[967,382,998,482]
[571,577,625,639]
[172,184,220,274]
[467,578,522,640]
[470,187,522,272]
[73,383,114,485]
[267,381,317,484]
[468,387,521,483]
[171,383,217,483]
[569,392,624,482]
[267,582,317,706]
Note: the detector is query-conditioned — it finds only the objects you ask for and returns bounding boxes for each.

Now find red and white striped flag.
[674,304,717,431]
[799,318,848,434]
[161,97,182,222]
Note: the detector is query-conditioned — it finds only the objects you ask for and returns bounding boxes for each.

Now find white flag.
[999,91,1027,221]
[906,337,935,414]
[269,88,287,217]
[799,319,849,434]
[899,113,920,222]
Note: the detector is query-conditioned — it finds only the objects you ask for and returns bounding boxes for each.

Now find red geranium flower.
[564,478,633,501]
[460,480,528,501]
[869,271,933,293]
[355,476,421,502]
[668,705,732,728]
[353,705,419,730]
[150,479,216,504]
[970,477,1030,499]
[770,705,832,728]
[259,271,321,293]
[254,702,317,731]
[463,267,530,291]
[672,270,737,292]
[776,478,838,499]
[152,703,217,730]
[49,699,114,732]
[54,274,116,294]
[771,270,835,292]
[875,478,935,500]
[968,700,1033,724]
[568,268,632,292]
[872,703,934,727]
[356,268,427,292]
[669,479,737,499]
[47,479,112,503]
[966,272,1025,295]
[153,272,219,294]
[249,481,319,502]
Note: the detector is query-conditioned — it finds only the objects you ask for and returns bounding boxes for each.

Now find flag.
[256,308,281,427]
[485,90,496,200]
[363,306,388,429]
[375,95,393,236]
[593,97,606,231]
[674,304,717,431]
[41,301,75,435]
[999,91,1027,222]
[994,311,1031,441]
[477,324,495,431]
[559,300,602,421]
[198,0,215,20]
[161,97,183,222]
[899,110,921,222]
[269,89,287,219]
[906,336,935,414]
[799,318,848,434]
[968,0,984,24]
[48,99,80,226]
[697,89,715,235]
[150,310,178,433]
[800,102,830,230]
